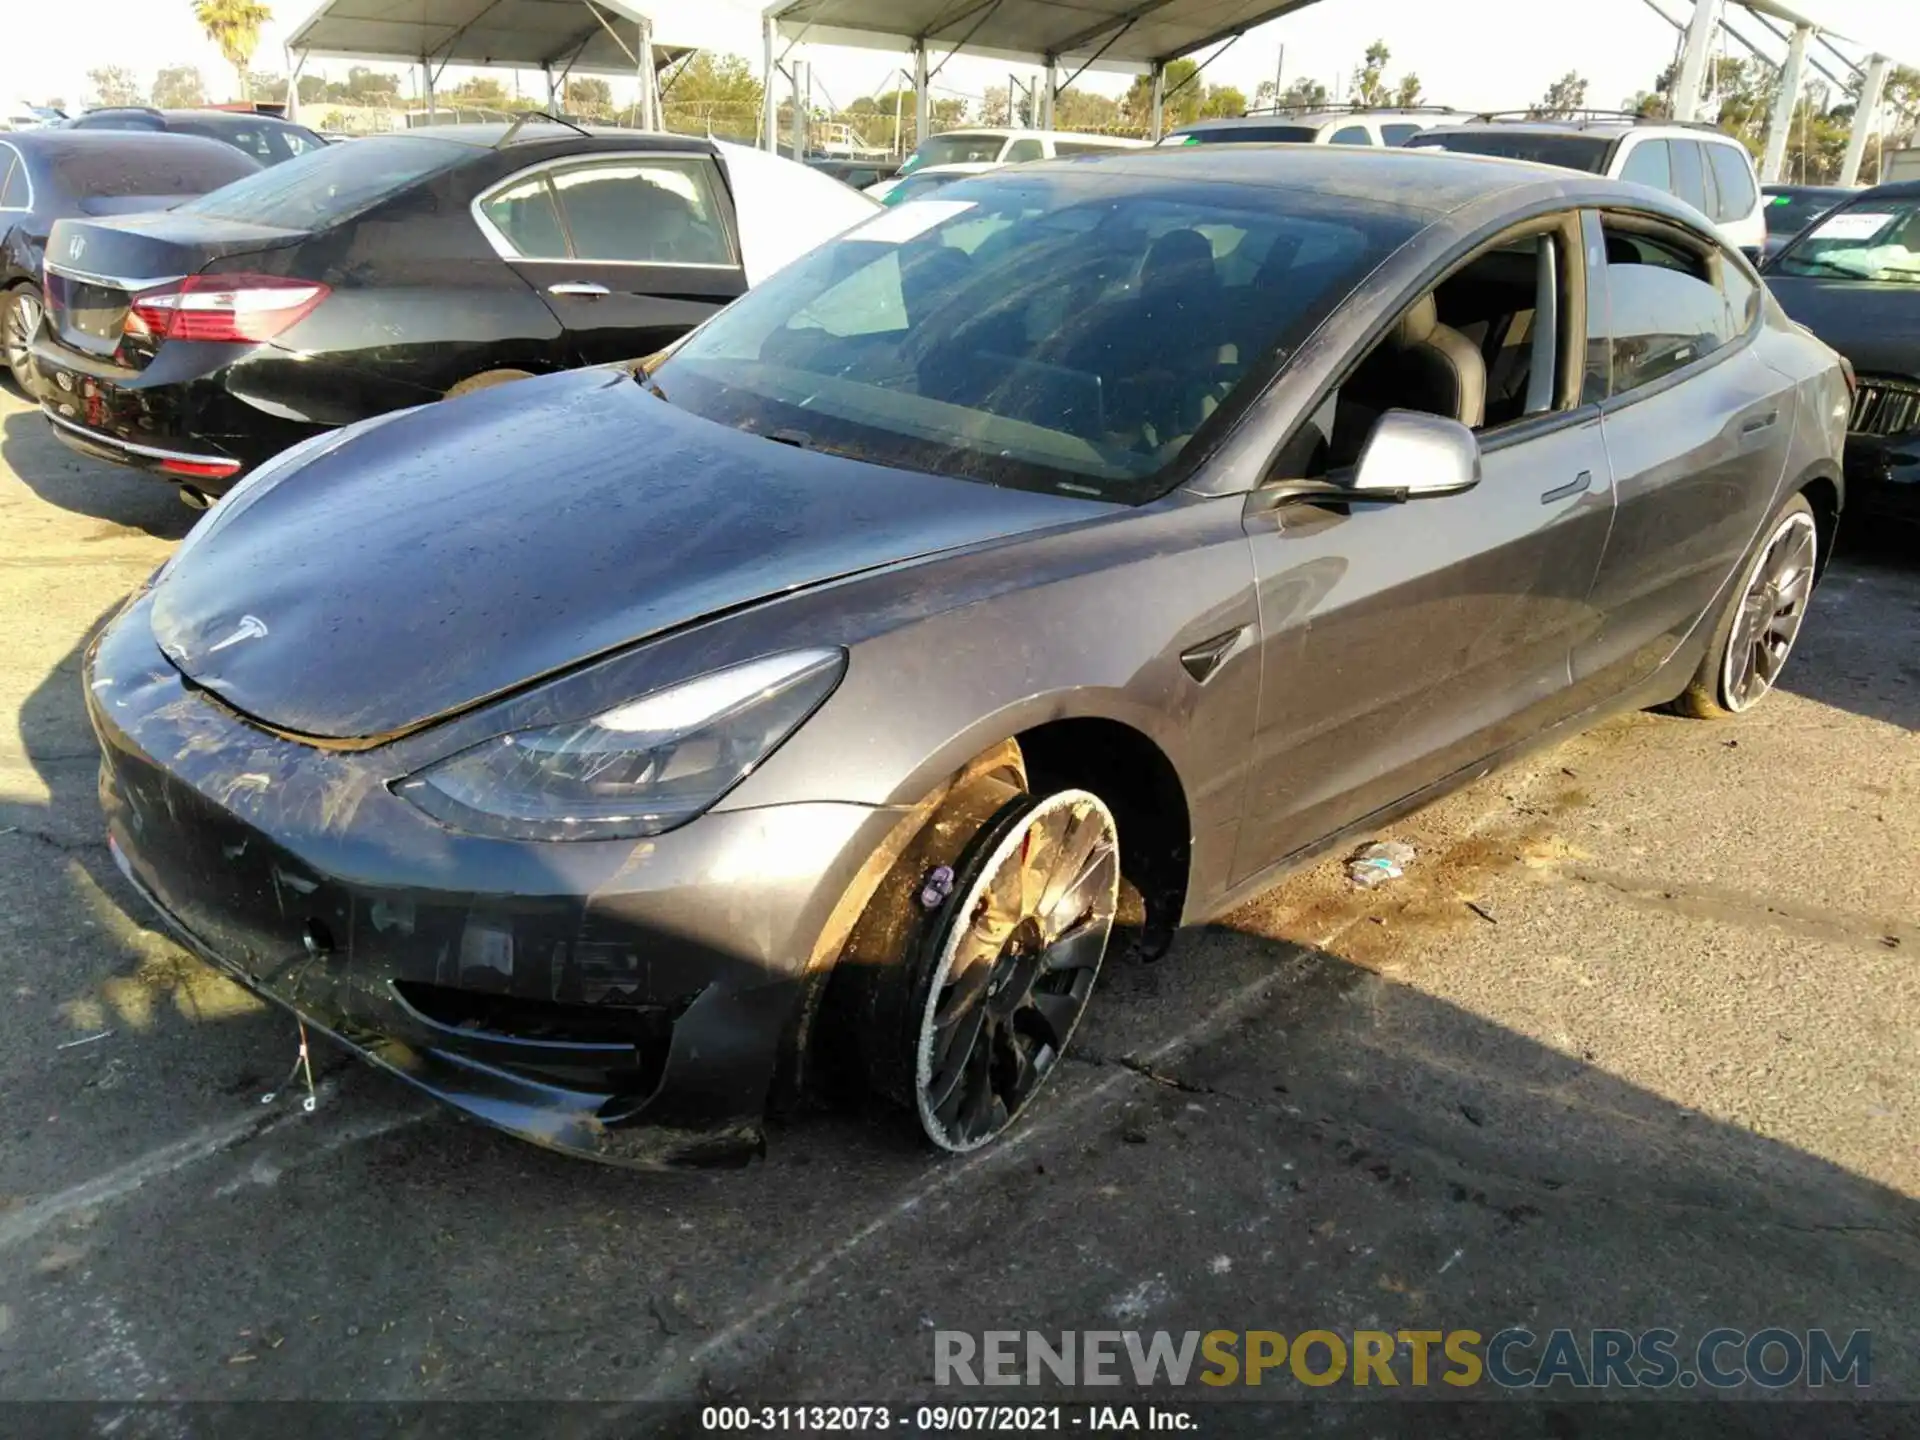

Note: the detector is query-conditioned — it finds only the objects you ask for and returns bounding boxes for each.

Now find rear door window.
[1669,140,1711,215]
[1380,123,1422,145]
[547,157,734,265]
[1619,139,1671,192]
[1598,224,1748,395]
[1329,125,1372,145]
[1003,137,1044,162]
[1706,143,1756,221]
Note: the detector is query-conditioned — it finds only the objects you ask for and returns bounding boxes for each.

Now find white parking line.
[0,1086,428,1255]
[628,762,1558,1404]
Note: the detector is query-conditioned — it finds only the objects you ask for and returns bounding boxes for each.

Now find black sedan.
[1760,183,1855,261]
[63,106,328,167]
[31,123,875,499]
[1,129,259,393]
[1765,180,1920,525]
[87,148,1845,1165]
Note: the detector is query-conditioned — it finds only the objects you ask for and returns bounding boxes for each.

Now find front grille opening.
[1850,376,1920,438]
[393,981,673,1097]
[394,980,670,1048]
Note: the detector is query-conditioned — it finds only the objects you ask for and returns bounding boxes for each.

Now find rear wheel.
[1673,492,1819,719]
[2,284,43,397]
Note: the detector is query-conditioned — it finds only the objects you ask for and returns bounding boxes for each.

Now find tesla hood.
[150,368,1112,741]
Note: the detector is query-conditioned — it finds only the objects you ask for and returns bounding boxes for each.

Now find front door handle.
[1740,410,1780,435]
[548,281,611,297]
[1540,470,1592,505]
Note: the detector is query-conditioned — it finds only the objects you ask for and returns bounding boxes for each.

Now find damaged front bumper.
[86,594,900,1167]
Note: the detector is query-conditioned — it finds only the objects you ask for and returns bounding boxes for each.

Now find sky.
[4,0,1917,124]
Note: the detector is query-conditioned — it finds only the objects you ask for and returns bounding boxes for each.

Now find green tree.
[296,74,325,105]
[661,52,764,136]
[193,0,274,102]
[152,65,208,109]
[245,70,285,103]
[451,75,508,108]
[85,66,142,108]
[1054,87,1120,132]
[1392,73,1423,108]
[1350,40,1392,108]
[565,77,612,117]
[1533,71,1590,118]
[1262,77,1329,111]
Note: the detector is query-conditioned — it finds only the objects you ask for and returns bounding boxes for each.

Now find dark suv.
[65,108,328,167]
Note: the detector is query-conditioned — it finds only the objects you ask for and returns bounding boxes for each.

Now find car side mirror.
[1351,409,1482,501]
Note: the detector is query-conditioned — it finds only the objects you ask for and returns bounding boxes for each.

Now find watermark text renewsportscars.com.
[934,1328,1872,1391]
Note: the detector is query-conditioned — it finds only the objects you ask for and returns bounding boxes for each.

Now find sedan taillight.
[126,273,330,345]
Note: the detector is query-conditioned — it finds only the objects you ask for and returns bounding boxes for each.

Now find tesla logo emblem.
[68,234,86,261]
[207,614,269,653]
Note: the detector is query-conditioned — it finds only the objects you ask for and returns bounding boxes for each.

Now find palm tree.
[194,0,273,102]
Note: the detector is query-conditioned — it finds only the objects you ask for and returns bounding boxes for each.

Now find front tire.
[1673,492,1819,719]
[833,776,1120,1154]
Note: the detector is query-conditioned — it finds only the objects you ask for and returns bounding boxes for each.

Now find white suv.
[870,128,1145,198]
[1162,109,1480,149]
[1407,119,1766,255]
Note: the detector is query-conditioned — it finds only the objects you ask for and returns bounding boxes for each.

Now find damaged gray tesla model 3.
[86,147,1847,1164]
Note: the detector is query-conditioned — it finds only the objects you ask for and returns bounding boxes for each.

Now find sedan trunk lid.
[149,368,1115,741]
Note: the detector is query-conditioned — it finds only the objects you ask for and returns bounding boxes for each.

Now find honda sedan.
[86,147,1846,1165]
[32,122,876,500]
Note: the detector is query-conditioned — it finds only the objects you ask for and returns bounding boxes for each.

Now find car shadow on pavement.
[0,403,197,541]
[1783,534,1920,732]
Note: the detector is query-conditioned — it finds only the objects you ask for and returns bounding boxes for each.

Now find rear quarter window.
[1706,142,1757,221]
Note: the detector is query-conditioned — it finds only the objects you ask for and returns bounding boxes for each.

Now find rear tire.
[444,368,534,398]
[1671,492,1819,720]
[2,284,43,398]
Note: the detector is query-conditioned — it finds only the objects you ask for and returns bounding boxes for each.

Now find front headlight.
[393,649,846,842]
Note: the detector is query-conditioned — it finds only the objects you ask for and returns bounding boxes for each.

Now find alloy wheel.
[3,289,41,391]
[914,789,1119,1153]
[1721,509,1817,712]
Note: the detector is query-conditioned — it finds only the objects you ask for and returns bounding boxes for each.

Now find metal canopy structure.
[285,0,694,128]
[760,0,1332,150]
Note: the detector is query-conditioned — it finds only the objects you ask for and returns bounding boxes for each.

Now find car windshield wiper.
[1783,256,1876,279]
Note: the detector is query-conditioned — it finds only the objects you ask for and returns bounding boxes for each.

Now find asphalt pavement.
[0,382,1914,1428]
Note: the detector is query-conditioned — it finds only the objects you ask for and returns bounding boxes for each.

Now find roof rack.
[1468,108,1723,131]
[83,104,163,116]
[1242,101,1462,119]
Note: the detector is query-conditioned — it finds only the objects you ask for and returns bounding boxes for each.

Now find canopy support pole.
[1670,0,1720,122]
[1839,53,1889,186]
[1760,23,1810,183]
[791,58,808,159]
[762,15,779,149]
[1149,60,1165,141]
[913,39,929,154]
[421,59,435,123]
[285,48,305,123]
[635,12,658,129]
